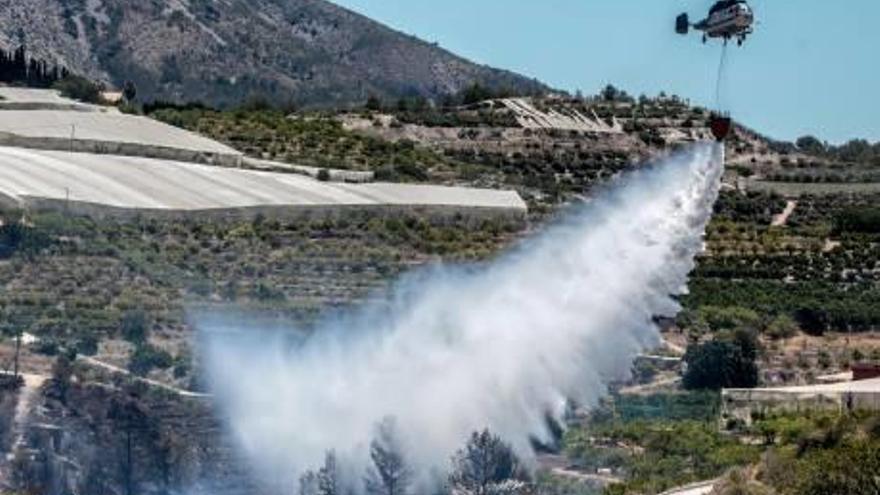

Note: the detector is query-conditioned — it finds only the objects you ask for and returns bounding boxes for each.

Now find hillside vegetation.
[4,87,879,386]
[564,393,880,495]
[0,209,522,384]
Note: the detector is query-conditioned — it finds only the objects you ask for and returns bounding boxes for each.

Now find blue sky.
[332,0,879,144]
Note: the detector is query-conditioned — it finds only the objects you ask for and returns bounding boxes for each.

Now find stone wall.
[721,387,880,427]
[19,195,528,224]
[0,102,98,112]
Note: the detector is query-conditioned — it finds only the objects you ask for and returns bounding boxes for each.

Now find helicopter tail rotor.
[675,13,690,35]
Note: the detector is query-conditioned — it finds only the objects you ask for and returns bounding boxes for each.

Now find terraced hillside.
[1,86,879,495]
[0,87,530,389]
[148,92,828,213]
[0,210,524,386]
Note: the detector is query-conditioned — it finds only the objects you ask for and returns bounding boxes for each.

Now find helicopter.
[674,1,756,141]
[676,0,754,46]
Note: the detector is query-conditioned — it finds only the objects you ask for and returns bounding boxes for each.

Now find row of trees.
[0,45,70,88]
[1,45,137,106]
[299,422,527,495]
[834,207,880,234]
[795,135,880,166]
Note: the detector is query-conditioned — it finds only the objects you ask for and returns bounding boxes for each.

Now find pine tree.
[12,45,26,82]
[364,418,411,495]
[449,430,525,495]
[317,451,339,495]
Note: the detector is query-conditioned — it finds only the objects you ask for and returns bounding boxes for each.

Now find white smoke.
[198,144,723,489]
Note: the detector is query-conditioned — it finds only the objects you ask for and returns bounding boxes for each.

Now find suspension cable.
[715,42,729,113]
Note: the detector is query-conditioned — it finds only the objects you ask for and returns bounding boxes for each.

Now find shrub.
[129,344,173,376]
[764,314,799,340]
[120,309,149,344]
[794,441,880,495]
[0,221,51,258]
[75,335,99,356]
[33,339,60,356]
[365,95,382,111]
[834,207,880,234]
[53,75,103,103]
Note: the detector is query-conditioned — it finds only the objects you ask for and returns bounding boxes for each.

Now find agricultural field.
[4,93,880,390]
[147,106,479,183]
[560,392,880,495]
[746,180,880,197]
[1,90,879,495]
[146,94,712,214]
[0,208,524,386]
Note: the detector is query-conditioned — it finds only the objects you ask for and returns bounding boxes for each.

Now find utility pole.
[70,123,76,152]
[126,425,133,495]
[13,327,21,380]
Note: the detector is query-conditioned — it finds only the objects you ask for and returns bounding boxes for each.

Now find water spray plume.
[198,143,724,489]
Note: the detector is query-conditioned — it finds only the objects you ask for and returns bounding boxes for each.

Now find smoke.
[197,144,723,489]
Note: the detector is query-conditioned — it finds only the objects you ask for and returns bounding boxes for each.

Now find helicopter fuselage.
[677,1,754,45]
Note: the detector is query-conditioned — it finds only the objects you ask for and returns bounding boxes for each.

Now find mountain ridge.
[0,0,547,108]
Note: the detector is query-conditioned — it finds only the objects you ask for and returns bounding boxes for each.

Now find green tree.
[299,470,320,495]
[601,84,631,102]
[449,429,525,495]
[795,136,826,156]
[365,418,411,495]
[318,451,340,495]
[794,308,830,336]
[683,339,758,390]
[365,95,383,111]
[699,306,761,332]
[764,315,798,341]
[123,80,137,102]
[121,309,149,344]
[460,83,493,105]
[129,344,173,376]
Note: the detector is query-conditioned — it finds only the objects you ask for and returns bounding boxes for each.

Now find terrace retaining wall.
[16,195,528,224]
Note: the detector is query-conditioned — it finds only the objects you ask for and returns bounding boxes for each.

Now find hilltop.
[0,0,546,108]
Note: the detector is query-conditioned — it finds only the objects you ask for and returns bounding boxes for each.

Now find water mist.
[198,143,724,489]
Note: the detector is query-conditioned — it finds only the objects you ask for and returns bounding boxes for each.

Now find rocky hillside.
[0,0,546,107]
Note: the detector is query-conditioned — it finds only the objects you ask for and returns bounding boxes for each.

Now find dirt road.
[771,200,798,227]
[78,356,210,399]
